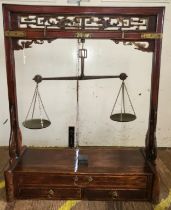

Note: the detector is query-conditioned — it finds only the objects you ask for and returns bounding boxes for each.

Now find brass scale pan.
[23,119,51,129]
[110,113,136,122]
[23,113,135,129]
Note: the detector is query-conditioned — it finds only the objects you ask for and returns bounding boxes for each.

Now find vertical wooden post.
[145,41,162,161]
[145,10,164,203]
[145,10,164,161]
[3,6,22,164]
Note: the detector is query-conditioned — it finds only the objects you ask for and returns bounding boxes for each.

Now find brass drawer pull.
[74,176,93,186]
[87,176,93,183]
[48,189,54,198]
[110,191,119,200]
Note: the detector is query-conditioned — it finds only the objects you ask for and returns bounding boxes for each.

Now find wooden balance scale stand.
[3,4,165,203]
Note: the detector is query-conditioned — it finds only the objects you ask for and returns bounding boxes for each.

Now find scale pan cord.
[110,75,136,123]
[22,83,51,130]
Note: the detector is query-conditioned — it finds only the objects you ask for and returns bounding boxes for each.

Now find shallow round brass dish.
[22,119,51,129]
[110,113,136,122]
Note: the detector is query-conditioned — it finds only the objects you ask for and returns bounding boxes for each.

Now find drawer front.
[16,187,81,200]
[74,175,148,188]
[15,173,148,189]
[84,188,148,201]
[15,173,74,186]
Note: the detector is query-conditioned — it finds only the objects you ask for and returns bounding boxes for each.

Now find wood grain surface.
[0,147,171,210]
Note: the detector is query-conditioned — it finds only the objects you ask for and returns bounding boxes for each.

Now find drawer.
[16,187,81,200]
[15,173,75,186]
[84,188,148,201]
[74,175,148,188]
[15,173,148,189]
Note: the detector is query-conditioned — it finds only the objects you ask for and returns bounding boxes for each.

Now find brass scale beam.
[33,74,127,83]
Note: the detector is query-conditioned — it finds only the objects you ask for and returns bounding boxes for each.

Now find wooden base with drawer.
[4,147,157,202]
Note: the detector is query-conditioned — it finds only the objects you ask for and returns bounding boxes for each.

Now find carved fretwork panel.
[17,15,151,32]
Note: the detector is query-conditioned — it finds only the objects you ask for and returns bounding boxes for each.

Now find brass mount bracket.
[75,32,92,39]
[5,31,26,38]
[141,33,163,39]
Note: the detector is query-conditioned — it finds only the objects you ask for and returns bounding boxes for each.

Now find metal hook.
[22,42,26,64]
[44,26,47,38]
[122,31,125,39]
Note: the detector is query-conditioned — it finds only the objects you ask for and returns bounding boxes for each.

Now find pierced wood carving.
[14,39,154,52]
[123,41,154,52]
[13,39,56,50]
[19,15,149,31]
[112,40,154,52]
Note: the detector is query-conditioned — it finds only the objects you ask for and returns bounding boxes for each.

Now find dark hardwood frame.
[2,4,165,203]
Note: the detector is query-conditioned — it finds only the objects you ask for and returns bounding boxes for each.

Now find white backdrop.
[0,0,171,147]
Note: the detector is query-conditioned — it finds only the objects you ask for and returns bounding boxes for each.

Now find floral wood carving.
[112,40,154,52]
[13,39,56,50]
[13,39,154,52]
